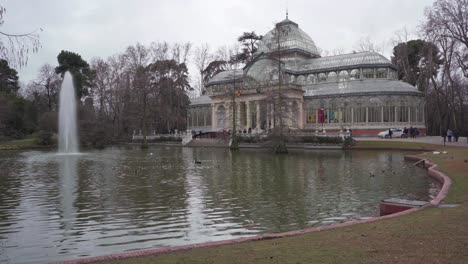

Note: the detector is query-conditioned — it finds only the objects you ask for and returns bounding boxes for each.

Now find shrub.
[36,130,54,145]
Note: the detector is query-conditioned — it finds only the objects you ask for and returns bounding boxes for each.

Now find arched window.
[327,72,337,82]
[338,70,349,89]
[318,73,327,82]
[290,75,296,83]
[339,71,349,81]
[308,74,317,84]
[350,69,360,80]
[297,75,305,85]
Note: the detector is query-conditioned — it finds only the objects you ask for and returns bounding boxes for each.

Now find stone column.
[408,106,411,124]
[212,103,217,130]
[287,101,293,126]
[270,103,275,128]
[381,106,384,123]
[237,102,242,129]
[246,101,251,129]
[256,101,261,130]
[299,100,304,129]
[351,108,354,124]
[394,106,398,123]
[421,106,426,124]
[366,107,369,123]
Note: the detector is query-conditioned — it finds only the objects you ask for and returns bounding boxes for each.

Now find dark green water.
[0,147,437,263]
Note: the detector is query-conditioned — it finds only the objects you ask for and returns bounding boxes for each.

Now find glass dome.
[255,18,320,58]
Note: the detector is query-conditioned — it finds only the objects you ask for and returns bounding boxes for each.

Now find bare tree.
[319,47,346,57]
[354,36,385,53]
[0,6,41,68]
[193,43,211,96]
[424,0,468,77]
[422,0,468,133]
[35,64,60,111]
[90,58,111,118]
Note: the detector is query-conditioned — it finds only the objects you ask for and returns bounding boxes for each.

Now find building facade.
[188,18,425,136]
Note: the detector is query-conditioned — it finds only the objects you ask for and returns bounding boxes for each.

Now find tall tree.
[90,58,111,117]
[391,39,442,92]
[232,32,262,64]
[193,43,211,96]
[33,64,60,111]
[55,50,94,99]
[147,59,191,132]
[422,0,468,134]
[425,0,468,77]
[0,59,19,94]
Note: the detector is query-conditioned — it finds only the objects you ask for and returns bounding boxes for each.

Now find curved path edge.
[52,154,451,264]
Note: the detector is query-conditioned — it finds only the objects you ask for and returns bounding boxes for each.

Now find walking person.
[453,129,459,142]
[442,130,447,146]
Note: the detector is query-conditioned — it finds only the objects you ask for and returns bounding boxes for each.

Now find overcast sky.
[4,0,435,85]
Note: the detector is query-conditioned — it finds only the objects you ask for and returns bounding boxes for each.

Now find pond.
[0,147,438,263]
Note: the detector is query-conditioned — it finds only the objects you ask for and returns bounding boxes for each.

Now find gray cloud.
[3,0,434,84]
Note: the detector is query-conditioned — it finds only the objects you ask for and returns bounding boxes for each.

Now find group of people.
[403,127,419,138]
[441,128,461,143]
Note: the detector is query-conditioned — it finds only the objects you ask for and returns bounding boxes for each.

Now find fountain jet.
[58,72,79,154]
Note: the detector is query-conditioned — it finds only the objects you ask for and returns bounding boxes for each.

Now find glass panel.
[383,104,395,122]
[368,106,381,122]
[327,72,337,82]
[350,69,360,80]
[318,73,327,82]
[376,68,387,79]
[363,68,374,79]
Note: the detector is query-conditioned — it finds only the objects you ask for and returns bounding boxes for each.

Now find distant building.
[188,17,425,136]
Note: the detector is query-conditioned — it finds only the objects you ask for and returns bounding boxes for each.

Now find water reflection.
[58,155,79,234]
[0,147,437,263]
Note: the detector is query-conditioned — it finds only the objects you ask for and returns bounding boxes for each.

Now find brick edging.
[51,154,451,264]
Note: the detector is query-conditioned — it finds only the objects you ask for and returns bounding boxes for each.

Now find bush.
[238,135,263,143]
[144,136,183,143]
[36,130,54,145]
[344,136,356,147]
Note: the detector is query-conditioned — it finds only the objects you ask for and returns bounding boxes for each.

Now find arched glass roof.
[245,58,280,84]
[303,79,421,97]
[291,51,394,73]
[255,18,320,58]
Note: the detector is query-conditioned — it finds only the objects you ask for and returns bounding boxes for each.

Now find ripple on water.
[0,148,437,263]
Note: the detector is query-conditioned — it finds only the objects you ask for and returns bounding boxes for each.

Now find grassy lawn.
[352,140,440,150]
[0,138,36,147]
[96,141,468,264]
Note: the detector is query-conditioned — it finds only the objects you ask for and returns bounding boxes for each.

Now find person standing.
[447,128,453,142]
[442,130,447,146]
[454,129,459,142]
[388,128,393,139]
